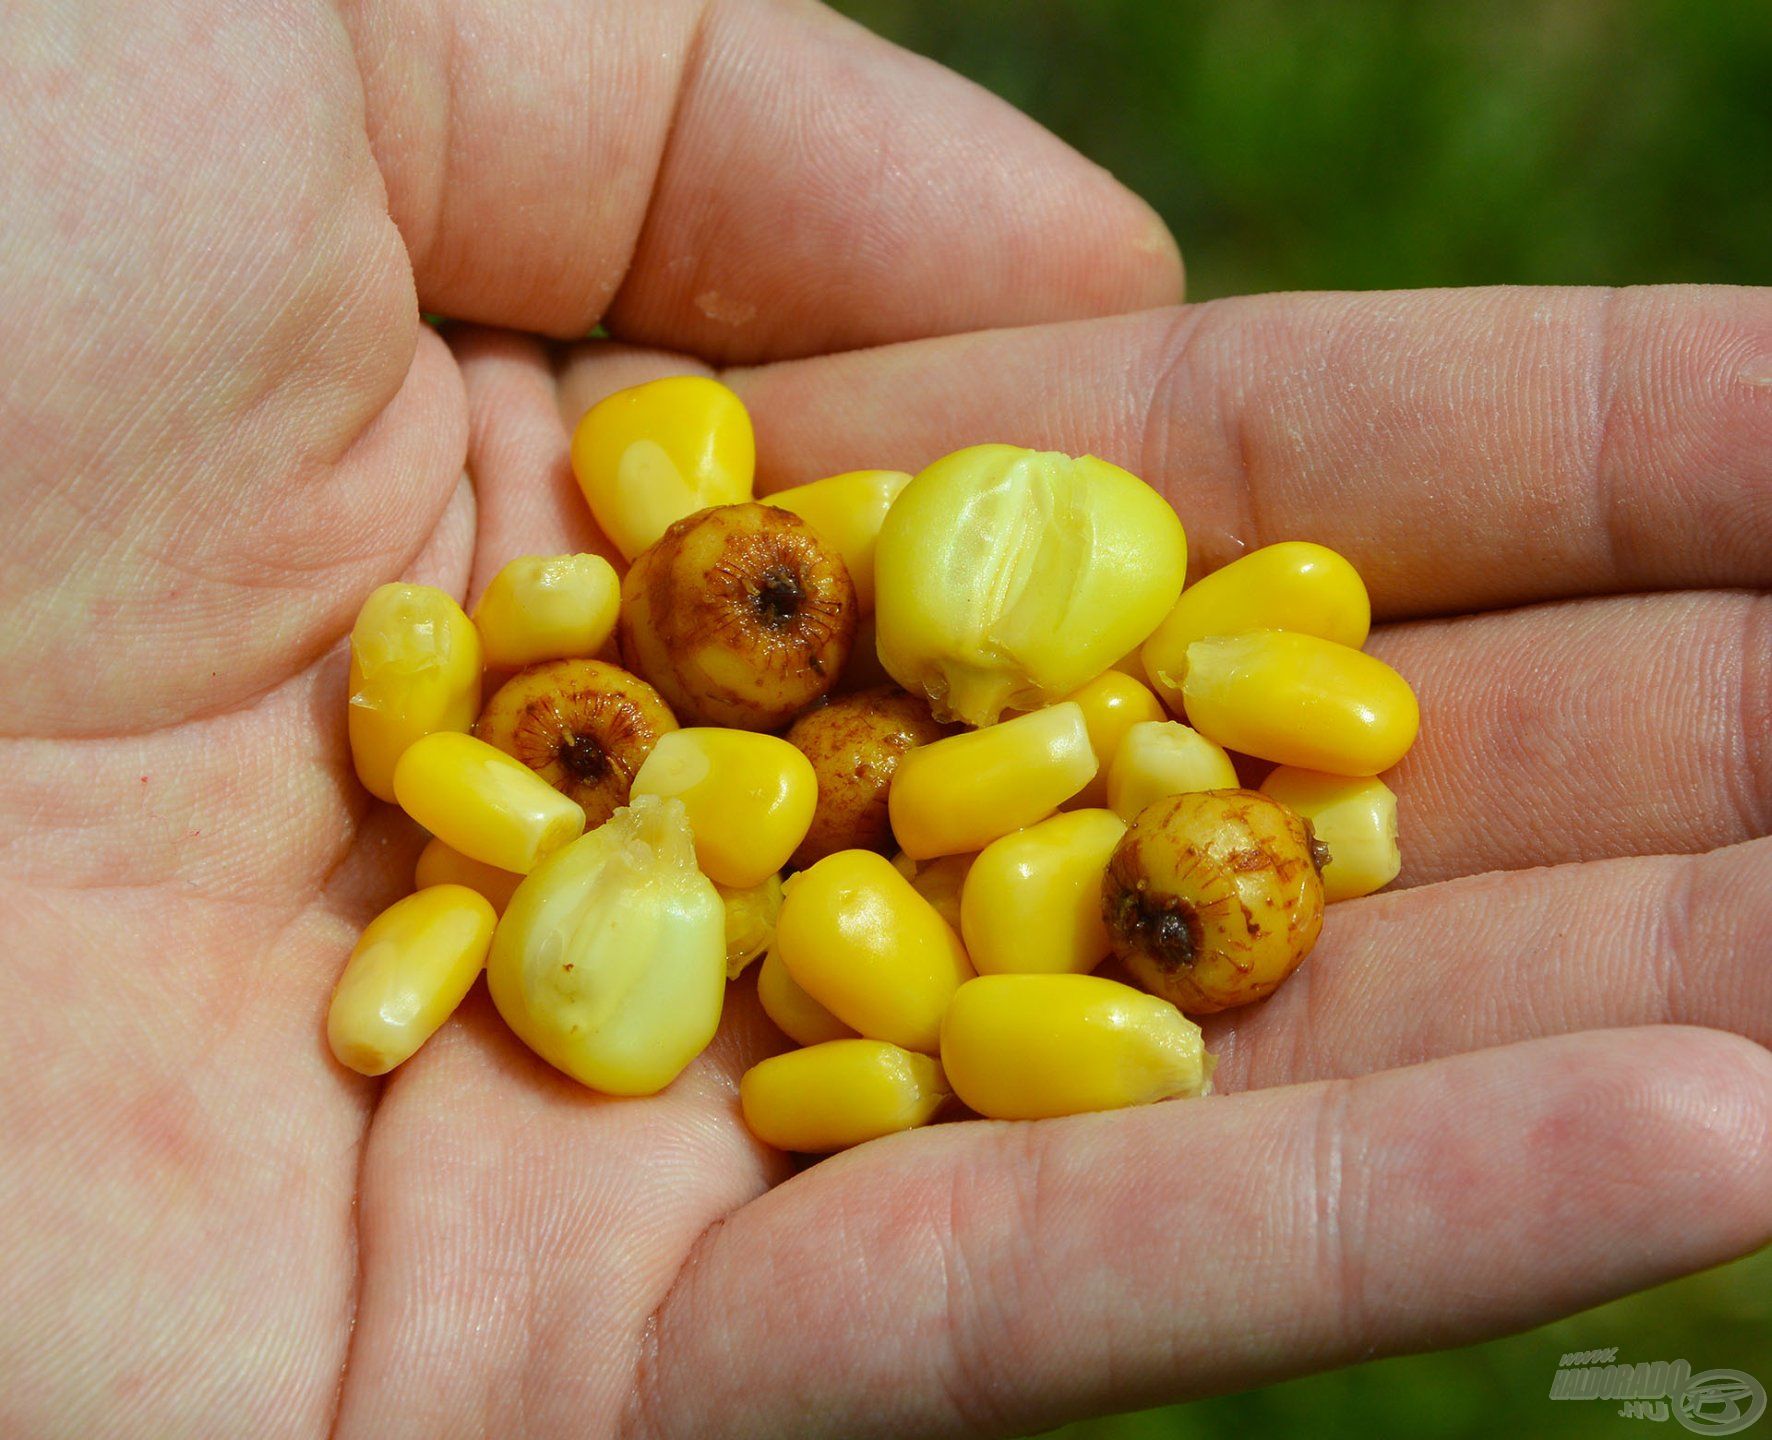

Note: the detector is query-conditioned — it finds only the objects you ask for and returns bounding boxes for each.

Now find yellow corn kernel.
[393,732,586,874]
[889,850,975,934]
[717,873,783,979]
[570,376,755,560]
[1261,767,1401,902]
[1063,670,1166,808]
[1181,630,1419,776]
[776,849,974,1053]
[628,728,816,888]
[348,583,483,802]
[1142,541,1370,713]
[471,554,621,669]
[741,1039,949,1153]
[940,973,1211,1120]
[875,445,1187,725]
[414,837,525,914]
[889,701,1096,859]
[960,809,1125,976]
[756,945,858,1046]
[327,885,495,1076]
[1106,720,1240,823]
[765,470,911,614]
[487,796,725,1095]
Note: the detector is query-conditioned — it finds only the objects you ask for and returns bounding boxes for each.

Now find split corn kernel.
[486,795,725,1095]
[1106,720,1239,823]
[570,375,755,560]
[874,445,1187,725]
[756,946,857,1046]
[940,973,1210,1120]
[393,731,586,874]
[890,850,975,933]
[471,554,621,669]
[327,885,495,1076]
[776,849,974,1053]
[1142,541,1370,712]
[1181,630,1419,776]
[889,701,1096,860]
[960,809,1126,975]
[414,837,524,914]
[717,873,783,979]
[1063,670,1166,809]
[741,1039,949,1153]
[1261,767,1401,902]
[629,728,816,888]
[348,583,483,802]
[765,469,911,613]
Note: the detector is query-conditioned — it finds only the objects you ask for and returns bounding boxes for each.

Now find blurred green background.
[829,1,1772,1437]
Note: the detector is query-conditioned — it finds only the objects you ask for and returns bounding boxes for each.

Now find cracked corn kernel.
[741,1039,949,1153]
[1260,767,1401,902]
[765,469,911,613]
[1105,720,1239,824]
[960,809,1126,976]
[717,873,784,979]
[471,554,621,670]
[393,731,586,875]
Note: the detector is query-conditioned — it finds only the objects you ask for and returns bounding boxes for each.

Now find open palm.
[3,3,1768,1437]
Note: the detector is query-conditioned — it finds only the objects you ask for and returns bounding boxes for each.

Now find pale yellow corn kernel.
[487,795,724,1095]
[960,809,1126,976]
[1106,720,1240,823]
[629,728,816,888]
[889,701,1096,860]
[570,376,755,560]
[765,470,911,614]
[414,837,525,914]
[889,850,975,934]
[940,973,1211,1120]
[756,946,857,1046]
[393,732,586,874]
[740,1039,949,1153]
[1062,670,1166,808]
[348,583,483,802]
[1142,541,1370,713]
[1261,767,1401,902]
[1182,630,1419,776]
[776,849,974,1053]
[875,445,1187,725]
[327,885,495,1076]
[717,873,783,979]
[471,554,621,669]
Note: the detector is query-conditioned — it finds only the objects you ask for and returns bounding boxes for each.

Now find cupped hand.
[2,3,1768,1438]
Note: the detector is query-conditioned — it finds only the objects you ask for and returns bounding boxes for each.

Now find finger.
[1209,835,1772,1093]
[724,284,1772,610]
[348,0,1181,354]
[626,1026,1772,1440]
[1372,590,1770,886]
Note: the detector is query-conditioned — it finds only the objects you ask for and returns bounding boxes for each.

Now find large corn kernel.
[1142,541,1370,712]
[570,376,755,560]
[717,874,783,979]
[393,731,586,874]
[740,1039,949,1153]
[940,973,1210,1120]
[1181,631,1419,775]
[776,849,974,1053]
[1261,767,1401,902]
[889,701,1096,859]
[486,795,725,1095]
[1106,720,1239,823]
[1063,670,1166,808]
[874,445,1187,725]
[348,583,483,801]
[756,946,857,1046]
[890,850,975,933]
[960,809,1126,975]
[765,469,911,613]
[414,836,525,914]
[471,554,621,669]
[629,728,816,887]
[327,885,495,1076]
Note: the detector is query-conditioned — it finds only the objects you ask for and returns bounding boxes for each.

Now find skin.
[0,4,1768,1440]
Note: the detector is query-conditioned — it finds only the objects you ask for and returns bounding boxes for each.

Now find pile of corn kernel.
[330,376,1419,1153]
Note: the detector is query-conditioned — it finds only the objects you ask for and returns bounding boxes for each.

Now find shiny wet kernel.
[413,836,524,914]
[1062,670,1166,809]
[1260,767,1401,902]
[1105,719,1240,824]
[960,809,1125,975]
[393,731,586,875]
[472,553,621,670]
[741,1039,949,1153]
[756,946,857,1047]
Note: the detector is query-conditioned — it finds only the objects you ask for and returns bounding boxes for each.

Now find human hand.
[3,3,1768,1439]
